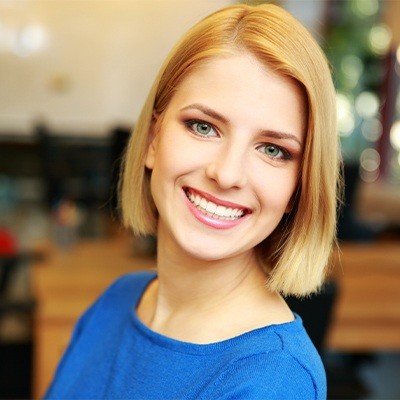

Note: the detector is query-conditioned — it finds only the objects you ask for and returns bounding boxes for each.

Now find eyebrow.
[180,103,303,148]
[259,130,303,148]
[180,103,229,124]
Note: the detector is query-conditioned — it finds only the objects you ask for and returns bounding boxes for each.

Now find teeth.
[216,205,225,216]
[206,202,216,213]
[224,207,233,217]
[186,190,246,220]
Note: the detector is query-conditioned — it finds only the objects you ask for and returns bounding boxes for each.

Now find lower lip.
[183,191,248,230]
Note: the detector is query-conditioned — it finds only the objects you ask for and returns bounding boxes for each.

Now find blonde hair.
[121,3,341,296]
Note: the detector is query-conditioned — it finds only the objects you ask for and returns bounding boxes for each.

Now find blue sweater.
[45,271,326,399]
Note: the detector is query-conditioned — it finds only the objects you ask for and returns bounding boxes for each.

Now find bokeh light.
[369,24,392,56]
[361,118,382,142]
[352,0,379,18]
[11,24,48,57]
[359,147,381,182]
[341,55,364,88]
[336,93,355,136]
[360,148,381,172]
[355,91,380,118]
[390,120,400,150]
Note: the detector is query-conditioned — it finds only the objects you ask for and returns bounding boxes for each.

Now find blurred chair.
[337,163,377,242]
[109,126,131,217]
[285,281,338,353]
[284,282,371,400]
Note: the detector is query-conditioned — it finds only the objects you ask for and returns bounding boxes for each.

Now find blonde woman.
[45,4,340,399]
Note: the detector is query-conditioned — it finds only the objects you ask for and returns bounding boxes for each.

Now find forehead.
[164,53,307,140]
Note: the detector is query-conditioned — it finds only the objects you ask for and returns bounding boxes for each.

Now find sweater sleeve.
[208,351,323,400]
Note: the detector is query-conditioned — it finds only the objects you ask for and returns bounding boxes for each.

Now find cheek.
[156,131,208,174]
[149,136,190,186]
[256,168,299,212]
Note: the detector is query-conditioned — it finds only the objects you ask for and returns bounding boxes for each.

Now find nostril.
[205,151,248,189]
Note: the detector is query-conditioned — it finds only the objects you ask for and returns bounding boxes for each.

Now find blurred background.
[0,0,399,398]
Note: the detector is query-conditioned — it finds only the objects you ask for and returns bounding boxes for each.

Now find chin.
[178,239,253,264]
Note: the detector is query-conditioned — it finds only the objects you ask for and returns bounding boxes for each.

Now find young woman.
[45,4,340,399]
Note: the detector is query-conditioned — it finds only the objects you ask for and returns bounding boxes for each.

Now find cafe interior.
[0,0,399,398]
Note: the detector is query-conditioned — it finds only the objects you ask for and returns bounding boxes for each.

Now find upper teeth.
[186,190,245,220]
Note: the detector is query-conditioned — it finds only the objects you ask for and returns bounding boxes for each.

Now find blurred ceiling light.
[341,55,363,88]
[390,120,400,150]
[353,0,379,18]
[355,91,380,118]
[337,93,355,136]
[11,24,48,57]
[361,118,382,142]
[369,24,392,56]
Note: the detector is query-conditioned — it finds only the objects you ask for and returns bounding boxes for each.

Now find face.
[145,53,306,263]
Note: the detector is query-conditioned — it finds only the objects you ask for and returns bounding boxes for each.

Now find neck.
[157,244,262,311]
[136,225,292,344]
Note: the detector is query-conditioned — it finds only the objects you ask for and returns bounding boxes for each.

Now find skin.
[138,52,307,344]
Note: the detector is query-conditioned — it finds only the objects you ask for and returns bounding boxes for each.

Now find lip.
[182,186,251,230]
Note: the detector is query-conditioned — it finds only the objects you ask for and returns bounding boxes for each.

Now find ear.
[145,113,159,170]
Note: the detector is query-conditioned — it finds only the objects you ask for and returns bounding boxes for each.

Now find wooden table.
[31,237,400,398]
[326,242,400,351]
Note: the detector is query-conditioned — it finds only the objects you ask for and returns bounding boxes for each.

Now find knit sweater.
[45,271,326,399]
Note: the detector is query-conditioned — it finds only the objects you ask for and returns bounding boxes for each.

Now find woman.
[45,3,340,399]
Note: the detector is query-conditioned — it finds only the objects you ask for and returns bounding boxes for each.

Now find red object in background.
[0,229,18,257]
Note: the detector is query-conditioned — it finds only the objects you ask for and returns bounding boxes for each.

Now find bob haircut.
[120,3,341,296]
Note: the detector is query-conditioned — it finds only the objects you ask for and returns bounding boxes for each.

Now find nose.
[205,142,248,189]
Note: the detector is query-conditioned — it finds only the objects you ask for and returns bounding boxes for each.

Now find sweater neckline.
[129,271,303,355]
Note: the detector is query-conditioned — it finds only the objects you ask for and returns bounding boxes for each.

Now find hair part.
[120,3,342,296]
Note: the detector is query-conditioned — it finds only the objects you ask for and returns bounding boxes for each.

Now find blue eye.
[264,145,281,157]
[259,144,291,160]
[185,120,217,137]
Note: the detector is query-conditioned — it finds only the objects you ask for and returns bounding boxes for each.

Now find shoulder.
[211,350,324,400]
[207,316,326,400]
[99,270,157,303]
[72,270,156,337]
[89,269,156,312]
[44,271,157,398]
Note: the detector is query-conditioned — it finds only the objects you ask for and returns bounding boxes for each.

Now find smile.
[184,188,250,221]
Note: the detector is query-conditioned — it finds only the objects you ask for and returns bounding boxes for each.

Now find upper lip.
[184,187,252,212]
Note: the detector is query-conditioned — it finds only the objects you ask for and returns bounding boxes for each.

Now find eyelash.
[184,119,218,138]
[184,119,292,161]
[256,144,293,161]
